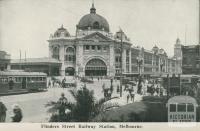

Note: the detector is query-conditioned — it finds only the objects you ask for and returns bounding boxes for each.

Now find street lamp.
[119,29,123,97]
[136,56,143,94]
[136,56,143,76]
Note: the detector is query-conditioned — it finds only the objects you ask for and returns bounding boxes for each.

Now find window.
[15,77,21,82]
[177,103,186,112]
[93,21,99,29]
[85,45,90,50]
[92,45,95,50]
[187,104,194,112]
[52,47,59,60]
[65,47,76,63]
[170,104,176,112]
[97,45,101,50]
[103,46,107,51]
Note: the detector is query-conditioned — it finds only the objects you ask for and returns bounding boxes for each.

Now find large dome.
[77,4,110,32]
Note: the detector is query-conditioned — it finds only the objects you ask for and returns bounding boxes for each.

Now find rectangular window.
[15,77,21,82]
[86,45,90,50]
[169,104,176,112]
[187,104,194,112]
[92,45,95,50]
[103,46,107,51]
[177,103,186,112]
[97,45,101,50]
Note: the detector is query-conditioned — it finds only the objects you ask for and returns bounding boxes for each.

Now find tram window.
[27,77,30,82]
[32,77,36,81]
[169,104,176,112]
[1,78,8,83]
[177,103,186,112]
[39,77,42,81]
[187,104,194,112]
[15,77,21,82]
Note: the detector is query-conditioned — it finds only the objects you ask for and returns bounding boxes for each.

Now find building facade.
[0,50,11,71]
[182,44,200,74]
[10,57,61,76]
[48,4,182,77]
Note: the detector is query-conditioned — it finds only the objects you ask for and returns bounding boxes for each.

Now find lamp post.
[136,56,143,94]
[119,29,123,97]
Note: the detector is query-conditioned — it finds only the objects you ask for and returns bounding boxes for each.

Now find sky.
[0,0,199,59]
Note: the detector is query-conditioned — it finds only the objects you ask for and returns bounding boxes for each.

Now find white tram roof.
[0,70,47,76]
[160,74,200,78]
[167,95,198,106]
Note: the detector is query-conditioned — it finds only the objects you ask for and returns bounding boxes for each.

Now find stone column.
[59,45,65,76]
[129,49,131,73]
[109,44,115,77]
[49,45,53,58]
[76,44,84,77]
[122,48,126,73]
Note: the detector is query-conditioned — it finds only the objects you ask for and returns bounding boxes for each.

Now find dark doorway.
[65,67,75,76]
[85,59,107,76]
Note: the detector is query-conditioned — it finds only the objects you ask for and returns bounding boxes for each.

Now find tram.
[167,95,198,122]
[0,70,47,95]
[162,74,200,96]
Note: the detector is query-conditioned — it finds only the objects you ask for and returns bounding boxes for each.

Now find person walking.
[127,94,130,104]
[130,90,135,102]
[11,104,23,122]
[48,80,51,88]
[61,78,66,88]
[0,100,7,122]
[8,78,14,90]
[117,84,120,94]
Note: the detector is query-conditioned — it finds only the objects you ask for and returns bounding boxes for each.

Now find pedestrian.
[117,84,120,93]
[127,94,130,103]
[48,80,51,88]
[130,91,135,102]
[53,80,55,87]
[8,78,14,90]
[110,85,113,93]
[0,100,7,122]
[58,93,68,116]
[11,104,23,122]
[62,78,66,88]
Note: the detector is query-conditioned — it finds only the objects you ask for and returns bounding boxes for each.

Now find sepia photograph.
[0,0,200,128]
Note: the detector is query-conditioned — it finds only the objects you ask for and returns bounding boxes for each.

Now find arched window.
[65,47,76,63]
[93,21,100,29]
[52,47,59,60]
[66,47,75,54]
[115,48,121,54]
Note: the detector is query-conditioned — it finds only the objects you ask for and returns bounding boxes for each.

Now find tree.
[46,86,118,122]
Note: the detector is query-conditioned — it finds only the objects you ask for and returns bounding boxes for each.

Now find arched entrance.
[65,67,75,76]
[85,58,107,76]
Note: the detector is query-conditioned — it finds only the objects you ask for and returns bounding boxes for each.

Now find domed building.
[48,3,182,77]
[77,3,109,32]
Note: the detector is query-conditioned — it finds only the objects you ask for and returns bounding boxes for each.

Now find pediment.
[82,32,112,42]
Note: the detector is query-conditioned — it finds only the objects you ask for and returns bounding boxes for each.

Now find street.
[1,78,141,122]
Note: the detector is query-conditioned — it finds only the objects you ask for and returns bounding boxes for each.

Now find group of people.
[0,100,23,122]
[48,77,77,88]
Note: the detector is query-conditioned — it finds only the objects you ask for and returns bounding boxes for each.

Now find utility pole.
[167,74,169,100]
[19,50,22,70]
[120,29,123,97]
